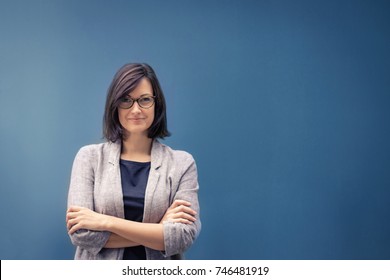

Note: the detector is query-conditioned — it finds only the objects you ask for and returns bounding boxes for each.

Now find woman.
[66,63,201,260]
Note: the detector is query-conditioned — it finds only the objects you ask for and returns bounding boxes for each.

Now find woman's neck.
[121,134,153,162]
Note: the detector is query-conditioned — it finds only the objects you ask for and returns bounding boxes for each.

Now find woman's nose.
[130,101,142,112]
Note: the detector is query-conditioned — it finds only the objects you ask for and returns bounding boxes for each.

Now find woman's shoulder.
[75,141,120,159]
[155,141,195,163]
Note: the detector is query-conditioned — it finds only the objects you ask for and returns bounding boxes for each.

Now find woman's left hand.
[159,199,197,224]
[66,206,108,234]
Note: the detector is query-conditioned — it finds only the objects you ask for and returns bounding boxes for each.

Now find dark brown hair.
[103,63,170,142]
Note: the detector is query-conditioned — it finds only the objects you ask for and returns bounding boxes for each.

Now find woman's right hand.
[160,199,197,224]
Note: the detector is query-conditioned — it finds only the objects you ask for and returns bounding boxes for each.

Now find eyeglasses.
[119,95,155,109]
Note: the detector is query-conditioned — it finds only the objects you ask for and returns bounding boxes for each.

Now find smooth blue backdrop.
[1,0,389,259]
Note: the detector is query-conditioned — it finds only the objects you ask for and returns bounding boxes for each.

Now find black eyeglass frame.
[118,95,155,109]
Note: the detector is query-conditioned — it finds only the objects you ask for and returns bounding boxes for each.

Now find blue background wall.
[1,0,389,259]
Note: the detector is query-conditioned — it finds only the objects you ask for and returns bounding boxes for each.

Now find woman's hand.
[66,206,109,234]
[160,200,197,224]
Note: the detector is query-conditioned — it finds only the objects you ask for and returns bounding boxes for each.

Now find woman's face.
[118,77,155,138]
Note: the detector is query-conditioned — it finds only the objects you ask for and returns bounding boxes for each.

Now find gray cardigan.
[67,140,201,259]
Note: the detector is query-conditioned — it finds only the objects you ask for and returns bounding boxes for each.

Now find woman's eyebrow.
[126,93,153,97]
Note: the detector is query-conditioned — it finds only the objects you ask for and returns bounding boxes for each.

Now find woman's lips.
[128,118,145,121]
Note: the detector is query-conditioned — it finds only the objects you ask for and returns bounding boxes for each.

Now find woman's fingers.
[66,212,81,232]
[66,205,84,222]
[68,221,82,234]
[66,206,104,234]
[172,211,196,222]
[67,205,83,213]
[174,218,193,224]
[160,199,197,224]
[170,199,191,208]
[168,204,197,217]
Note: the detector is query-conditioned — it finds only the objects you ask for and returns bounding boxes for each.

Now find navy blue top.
[119,159,151,260]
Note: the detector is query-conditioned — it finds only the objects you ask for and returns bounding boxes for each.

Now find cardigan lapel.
[105,140,164,222]
[143,140,163,222]
[107,141,125,219]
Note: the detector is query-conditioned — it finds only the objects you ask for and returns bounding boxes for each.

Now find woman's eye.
[141,97,152,102]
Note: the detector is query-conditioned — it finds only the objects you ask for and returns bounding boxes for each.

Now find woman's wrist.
[102,214,115,231]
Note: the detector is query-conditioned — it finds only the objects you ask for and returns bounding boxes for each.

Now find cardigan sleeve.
[162,153,201,257]
[67,146,111,256]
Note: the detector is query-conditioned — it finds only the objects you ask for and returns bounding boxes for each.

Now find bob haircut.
[103,63,171,142]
